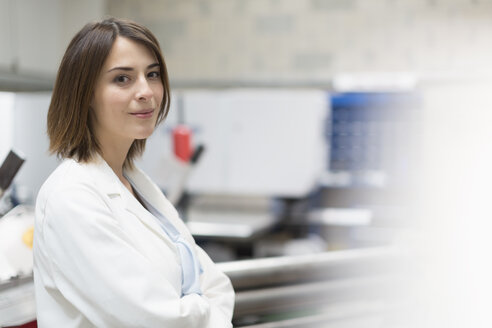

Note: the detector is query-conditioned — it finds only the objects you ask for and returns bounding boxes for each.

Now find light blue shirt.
[129,180,203,296]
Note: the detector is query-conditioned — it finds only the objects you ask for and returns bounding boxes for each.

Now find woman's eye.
[148,71,160,79]
[114,75,130,84]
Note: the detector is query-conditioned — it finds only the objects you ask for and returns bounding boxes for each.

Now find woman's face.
[91,36,163,147]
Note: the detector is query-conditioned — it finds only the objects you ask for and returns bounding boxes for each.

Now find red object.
[5,321,37,328]
[173,125,192,162]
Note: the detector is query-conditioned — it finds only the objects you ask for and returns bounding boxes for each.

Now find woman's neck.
[98,139,133,187]
[103,152,126,180]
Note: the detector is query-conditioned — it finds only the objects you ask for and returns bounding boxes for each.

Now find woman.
[33,17,234,327]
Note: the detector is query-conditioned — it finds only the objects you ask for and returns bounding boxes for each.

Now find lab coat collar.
[74,154,122,196]
[122,164,178,238]
[123,164,196,246]
[77,154,169,240]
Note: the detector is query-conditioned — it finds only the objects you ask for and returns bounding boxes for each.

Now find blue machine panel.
[328,92,420,185]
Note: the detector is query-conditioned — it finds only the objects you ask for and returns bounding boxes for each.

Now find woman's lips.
[130,109,154,119]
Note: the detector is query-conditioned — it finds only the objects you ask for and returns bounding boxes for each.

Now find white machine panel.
[140,89,328,197]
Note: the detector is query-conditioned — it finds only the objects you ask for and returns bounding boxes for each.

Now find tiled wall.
[107,0,492,85]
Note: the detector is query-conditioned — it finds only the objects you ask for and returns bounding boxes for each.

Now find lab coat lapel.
[85,156,167,240]
[124,166,174,220]
[123,166,187,240]
[81,156,122,197]
[121,189,167,239]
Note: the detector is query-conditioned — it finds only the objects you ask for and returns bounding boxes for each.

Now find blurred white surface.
[0,206,35,281]
[12,93,59,203]
[0,278,36,327]
[140,89,328,197]
[413,81,492,328]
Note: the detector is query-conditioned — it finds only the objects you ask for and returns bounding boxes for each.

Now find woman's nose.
[136,77,153,101]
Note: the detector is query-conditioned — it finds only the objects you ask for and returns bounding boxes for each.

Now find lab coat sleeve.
[196,245,235,326]
[40,184,225,328]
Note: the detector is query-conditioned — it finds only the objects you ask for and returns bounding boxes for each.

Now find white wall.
[11,93,59,203]
[107,0,492,84]
[0,0,14,70]
[0,0,106,79]
[13,0,63,76]
[0,92,14,161]
[0,92,57,204]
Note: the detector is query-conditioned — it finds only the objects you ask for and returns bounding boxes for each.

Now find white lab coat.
[33,156,235,328]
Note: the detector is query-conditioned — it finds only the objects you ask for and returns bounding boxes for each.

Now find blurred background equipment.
[0,149,35,328]
[0,150,25,199]
[167,144,206,206]
[220,246,412,327]
[141,90,328,197]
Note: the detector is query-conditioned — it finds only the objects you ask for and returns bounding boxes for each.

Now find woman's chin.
[134,134,153,140]
[134,128,155,140]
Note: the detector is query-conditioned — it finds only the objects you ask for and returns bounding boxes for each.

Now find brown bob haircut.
[47,17,170,168]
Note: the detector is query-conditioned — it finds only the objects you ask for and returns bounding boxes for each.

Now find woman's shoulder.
[37,158,115,205]
[40,159,88,190]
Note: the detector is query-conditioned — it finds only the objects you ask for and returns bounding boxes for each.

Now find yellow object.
[22,226,34,249]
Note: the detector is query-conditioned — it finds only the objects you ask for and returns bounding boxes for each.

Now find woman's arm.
[196,245,235,325]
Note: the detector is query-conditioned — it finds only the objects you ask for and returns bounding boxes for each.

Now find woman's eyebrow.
[107,63,160,73]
